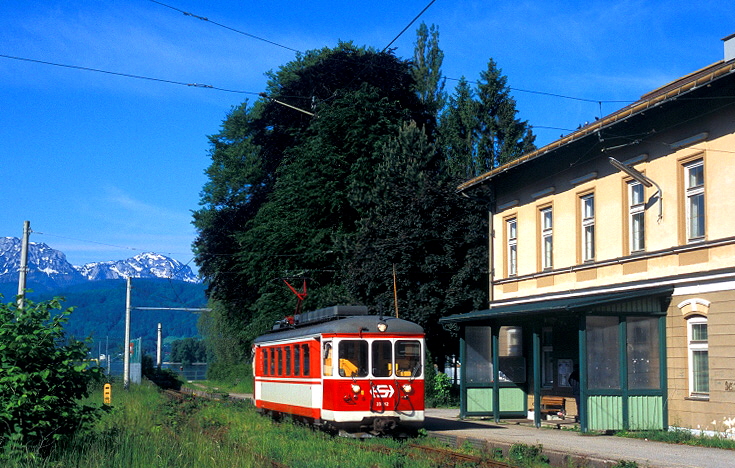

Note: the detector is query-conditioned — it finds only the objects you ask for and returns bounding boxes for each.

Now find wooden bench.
[539,396,565,416]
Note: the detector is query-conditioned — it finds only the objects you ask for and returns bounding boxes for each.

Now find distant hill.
[0,238,206,358]
[0,278,207,359]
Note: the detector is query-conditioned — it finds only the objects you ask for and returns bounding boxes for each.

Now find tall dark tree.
[412,22,446,121]
[439,77,480,179]
[345,122,486,364]
[476,59,536,171]
[193,43,431,368]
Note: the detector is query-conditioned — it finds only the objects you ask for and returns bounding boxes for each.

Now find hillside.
[1,279,207,358]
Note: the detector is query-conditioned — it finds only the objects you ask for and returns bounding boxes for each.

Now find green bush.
[0,298,104,454]
[508,443,549,465]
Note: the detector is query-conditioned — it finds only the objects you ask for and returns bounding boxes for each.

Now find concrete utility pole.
[156,323,162,369]
[123,276,132,390]
[17,220,30,309]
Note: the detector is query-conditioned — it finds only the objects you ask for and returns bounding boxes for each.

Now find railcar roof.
[253,315,424,344]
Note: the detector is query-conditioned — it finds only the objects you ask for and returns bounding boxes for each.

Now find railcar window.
[269,348,275,375]
[323,342,333,376]
[277,348,283,376]
[261,349,268,376]
[294,344,301,376]
[338,340,368,378]
[395,340,422,377]
[285,346,292,376]
[372,340,392,377]
[303,344,310,375]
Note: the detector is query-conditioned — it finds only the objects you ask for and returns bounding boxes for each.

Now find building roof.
[457,58,735,193]
[439,285,673,324]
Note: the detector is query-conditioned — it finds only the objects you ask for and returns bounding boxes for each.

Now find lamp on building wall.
[609,157,663,221]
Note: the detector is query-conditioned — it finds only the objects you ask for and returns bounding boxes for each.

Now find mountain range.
[0,237,206,355]
[0,237,199,291]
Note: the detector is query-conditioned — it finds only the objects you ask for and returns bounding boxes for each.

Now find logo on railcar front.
[370,384,395,399]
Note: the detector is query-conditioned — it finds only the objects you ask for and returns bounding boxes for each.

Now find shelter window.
[685,160,705,242]
[338,340,368,377]
[586,316,620,389]
[627,317,660,389]
[628,181,645,252]
[465,326,492,384]
[541,327,554,387]
[688,316,709,396]
[499,326,525,383]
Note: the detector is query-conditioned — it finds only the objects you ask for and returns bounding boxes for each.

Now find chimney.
[724,33,735,62]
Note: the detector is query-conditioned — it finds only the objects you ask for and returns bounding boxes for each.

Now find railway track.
[163,387,516,468]
[407,443,514,468]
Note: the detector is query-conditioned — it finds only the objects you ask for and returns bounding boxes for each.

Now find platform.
[424,408,733,468]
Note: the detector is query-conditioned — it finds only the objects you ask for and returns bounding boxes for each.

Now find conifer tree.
[412,22,446,121]
[476,58,535,171]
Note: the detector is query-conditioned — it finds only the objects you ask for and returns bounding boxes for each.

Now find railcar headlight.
[402,383,413,394]
[351,383,361,394]
[377,321,388,332]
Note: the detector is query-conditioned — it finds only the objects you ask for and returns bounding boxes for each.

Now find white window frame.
[628,181,645,252]
[687,316,709,397]
[540,208,553,270]
[507,218,517,276]
[685,160,705,242]
[581,194,595,262]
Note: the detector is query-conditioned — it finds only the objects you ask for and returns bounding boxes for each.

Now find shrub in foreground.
[0,298,104,454]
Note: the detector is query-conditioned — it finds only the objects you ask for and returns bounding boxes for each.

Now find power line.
[149,0,626,108]
[382,0,437,53]
[33,230,193,258]
[0,53,260,96]
[148,0,300,53]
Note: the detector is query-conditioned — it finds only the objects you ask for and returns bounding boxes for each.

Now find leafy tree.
[170,337,207,366]
[194,29,535,374]
[194,43,431,368]
[0,298,103,453]
[344,122,486,364]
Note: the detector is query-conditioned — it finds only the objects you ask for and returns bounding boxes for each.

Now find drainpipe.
[488,188,496,305]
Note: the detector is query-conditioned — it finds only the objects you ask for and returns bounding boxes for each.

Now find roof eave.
[457,59,735,193]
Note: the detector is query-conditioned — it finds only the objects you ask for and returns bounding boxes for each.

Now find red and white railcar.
[252,305,425,435]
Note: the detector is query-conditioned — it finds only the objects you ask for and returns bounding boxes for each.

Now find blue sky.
[2,1,734,271]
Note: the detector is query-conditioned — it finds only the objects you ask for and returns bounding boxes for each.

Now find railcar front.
[252,306,425,435]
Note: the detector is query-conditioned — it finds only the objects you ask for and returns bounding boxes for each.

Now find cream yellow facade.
[492,113,735,300]
[443,40,735,433]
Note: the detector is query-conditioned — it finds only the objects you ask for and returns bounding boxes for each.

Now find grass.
[616,426,735,450]
[0,381,443,468]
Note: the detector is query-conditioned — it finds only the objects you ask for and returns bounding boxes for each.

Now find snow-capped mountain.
[0,237,199,288]
[76,252,198,283]
[0,237,86,287]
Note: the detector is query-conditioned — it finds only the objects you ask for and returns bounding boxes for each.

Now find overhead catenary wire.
[148,1,634,108]
[148,0,301,53]
[0,53,260,96]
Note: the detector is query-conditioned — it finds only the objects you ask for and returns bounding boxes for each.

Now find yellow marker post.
[103,383,112,405]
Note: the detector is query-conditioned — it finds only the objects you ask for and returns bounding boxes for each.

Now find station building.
[440,34,735,434]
